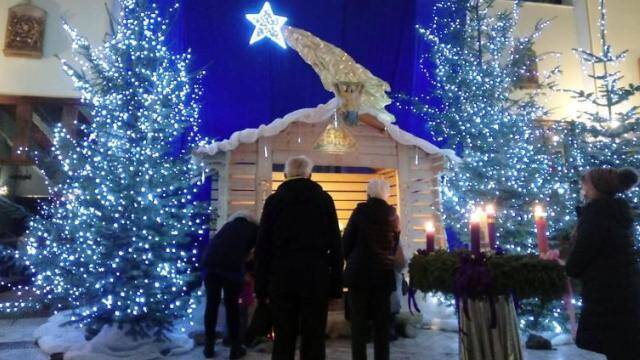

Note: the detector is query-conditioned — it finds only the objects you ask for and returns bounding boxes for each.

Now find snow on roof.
[194,97,458,161]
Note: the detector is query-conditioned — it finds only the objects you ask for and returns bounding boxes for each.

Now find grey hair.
[367,178,391,201]
[228,210,257,224]
[285,156,314,179]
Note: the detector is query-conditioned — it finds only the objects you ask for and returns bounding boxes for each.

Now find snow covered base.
[541,332,574,346]
[34,311,194,360]
[416,293,458,332]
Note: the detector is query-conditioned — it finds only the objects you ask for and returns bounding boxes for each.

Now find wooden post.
[11,103,33,162]
[255,137,273,219]
[396,144,412,254]
[217,152,230,230]
[429,154,447,249]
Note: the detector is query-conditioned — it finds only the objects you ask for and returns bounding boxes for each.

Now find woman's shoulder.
[584,197,634,223]
[587,197,631,211]
[351,201,369,215]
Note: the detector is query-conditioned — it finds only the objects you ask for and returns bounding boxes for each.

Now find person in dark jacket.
[201,211,258,359]
[567,167,640,360]
[343,179,401,360]
[255,155,343,360]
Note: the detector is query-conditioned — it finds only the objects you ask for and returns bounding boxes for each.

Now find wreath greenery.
[409,250,567,301]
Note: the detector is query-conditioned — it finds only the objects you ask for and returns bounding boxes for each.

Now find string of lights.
[0,0,206,339]
[557,0,640,222]
[397,0,575,335]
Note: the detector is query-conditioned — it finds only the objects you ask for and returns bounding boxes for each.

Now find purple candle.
[486,204,497,250]
[470,210,482,254]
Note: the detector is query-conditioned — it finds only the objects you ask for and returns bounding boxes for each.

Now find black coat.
[201,217,258,283]
[566,197,640,357]
[342,198,401,293]
[255,178,343,300]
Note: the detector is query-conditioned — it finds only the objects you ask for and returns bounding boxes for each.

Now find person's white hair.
[367,178,391,201]
[227,210,257,224]
[285,156,314,179]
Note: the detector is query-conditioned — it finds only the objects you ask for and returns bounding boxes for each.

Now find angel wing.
[284,26,394,121]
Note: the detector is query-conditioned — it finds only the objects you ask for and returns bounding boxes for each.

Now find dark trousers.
[204,275,243,349]
[349,289,392,360]
[270,293,329,360]
[246,300,273,345]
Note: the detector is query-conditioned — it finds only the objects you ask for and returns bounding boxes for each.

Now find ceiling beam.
[0,95,81,106]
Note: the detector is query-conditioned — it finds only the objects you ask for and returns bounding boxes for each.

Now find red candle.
[425,221,436,253]
[534,205,549,254]
[470,210,482,254]
[485,204,497,250]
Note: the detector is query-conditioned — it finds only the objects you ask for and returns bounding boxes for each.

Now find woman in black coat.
[566,167,640,360]
[343,179,401,360]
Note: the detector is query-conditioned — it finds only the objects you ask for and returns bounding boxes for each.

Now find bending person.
[201,211,258,359]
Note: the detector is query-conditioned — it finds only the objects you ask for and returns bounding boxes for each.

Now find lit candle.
[470,209,482,254]
[485,204,497,250]
[534,205,549,254]
[425,221,436,253]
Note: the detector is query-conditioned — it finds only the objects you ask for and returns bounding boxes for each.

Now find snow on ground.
[0,317,604,360]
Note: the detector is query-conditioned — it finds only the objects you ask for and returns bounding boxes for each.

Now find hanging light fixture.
[314,111,357,154]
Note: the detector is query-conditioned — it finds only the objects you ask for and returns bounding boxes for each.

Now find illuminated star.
[246,2,288,49]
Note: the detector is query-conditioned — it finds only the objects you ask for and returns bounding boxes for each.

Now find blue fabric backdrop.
[160,0,439,143]
[155,0,464,248]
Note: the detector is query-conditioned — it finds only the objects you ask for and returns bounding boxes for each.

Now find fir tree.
[0,0,205,339]
[402,0,573,335]
[558,0,640,217]
[406,0,566,250]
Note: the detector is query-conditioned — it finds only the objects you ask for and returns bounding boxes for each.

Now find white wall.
[517,1,584,121]
[583,0,640,101]
[0,0,113,98]
[495,0,640,121]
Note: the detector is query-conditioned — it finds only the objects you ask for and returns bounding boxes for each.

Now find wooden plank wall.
[202,118,447,254]
[376,168,398,207]
[272,171,397,229]
[397,144,447,256]
[227,143,258,222]
[200,151,228,232]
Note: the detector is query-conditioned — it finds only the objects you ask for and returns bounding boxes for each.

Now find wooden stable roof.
[195,97,459,162]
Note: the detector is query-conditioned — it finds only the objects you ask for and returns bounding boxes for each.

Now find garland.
[409,250,566,302]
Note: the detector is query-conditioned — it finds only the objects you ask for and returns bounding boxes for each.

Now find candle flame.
[470,209,483,223]
[425,221,435,233]
[534,205,546,218]
[485,204,495,216]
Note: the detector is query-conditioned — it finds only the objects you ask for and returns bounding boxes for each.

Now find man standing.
[255,156,343,360]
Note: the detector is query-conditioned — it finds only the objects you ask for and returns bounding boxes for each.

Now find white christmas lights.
[246,2,288,49]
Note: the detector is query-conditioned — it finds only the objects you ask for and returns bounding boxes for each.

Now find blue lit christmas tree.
[558,0,640,217]
[403,0,574,335]
[407,0,568,249]
[0,0,205,339]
